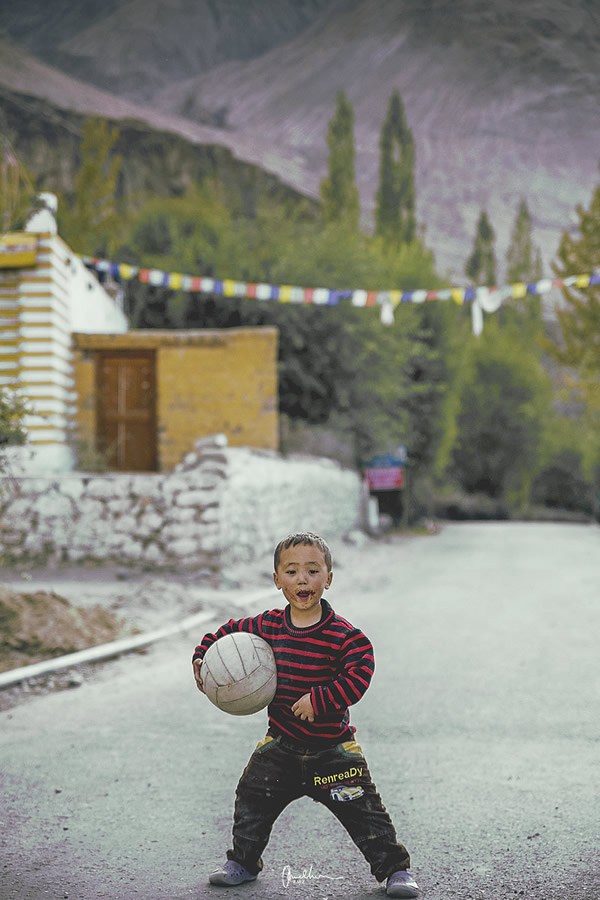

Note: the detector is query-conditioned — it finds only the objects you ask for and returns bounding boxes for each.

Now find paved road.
[1,522,599,900]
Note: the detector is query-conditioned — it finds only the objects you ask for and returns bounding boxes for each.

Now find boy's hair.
[274,532,333,572]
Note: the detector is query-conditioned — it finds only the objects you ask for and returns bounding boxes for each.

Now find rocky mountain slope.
[1,0,599,282]
[0,0,354,103]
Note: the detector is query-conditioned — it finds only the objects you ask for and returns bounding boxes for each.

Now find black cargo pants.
[226,734,411,882]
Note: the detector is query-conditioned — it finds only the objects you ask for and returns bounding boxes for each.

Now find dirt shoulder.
[0,584,136,673]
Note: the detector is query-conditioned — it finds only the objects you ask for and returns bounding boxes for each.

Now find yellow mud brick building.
[72,328,278,472]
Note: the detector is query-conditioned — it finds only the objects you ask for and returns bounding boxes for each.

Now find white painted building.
[0,204,128,473]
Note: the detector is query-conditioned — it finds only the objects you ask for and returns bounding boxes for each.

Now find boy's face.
[273,543,333,618]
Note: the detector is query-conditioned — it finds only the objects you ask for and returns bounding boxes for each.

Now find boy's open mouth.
[297,591,311,599]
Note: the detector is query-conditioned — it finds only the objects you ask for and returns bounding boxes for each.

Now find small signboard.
[364,454,405,491]
[365,467,404,490]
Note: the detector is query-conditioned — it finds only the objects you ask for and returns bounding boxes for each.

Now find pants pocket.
[336,739,364,758]
[253,734,278,754]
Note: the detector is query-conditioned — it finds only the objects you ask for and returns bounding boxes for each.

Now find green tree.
[123,180,308,328]
[374,90,416,245]
[543,179,600,418]
[430,304,476,481]
[448,323,553,502]
[0,137,33,234]
[506,199,543,284]
[320,91,360,230]
[466,210,496,286]
[506,198,543,330]
[58,118,123,256]
[541,178,600,518]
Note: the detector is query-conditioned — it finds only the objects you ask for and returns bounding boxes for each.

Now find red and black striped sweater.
[193,599,375,745]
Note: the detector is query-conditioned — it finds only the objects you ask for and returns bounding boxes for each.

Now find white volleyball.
[201,632,277,716]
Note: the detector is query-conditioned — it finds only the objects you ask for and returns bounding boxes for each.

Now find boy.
[192,531,420,898]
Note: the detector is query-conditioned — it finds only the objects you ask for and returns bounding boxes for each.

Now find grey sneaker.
[386,869,420,898]
[209,860,258,886]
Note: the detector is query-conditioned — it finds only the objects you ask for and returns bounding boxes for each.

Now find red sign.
[365,467,404,491]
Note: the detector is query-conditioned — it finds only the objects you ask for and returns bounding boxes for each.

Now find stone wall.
[0,436,362,571]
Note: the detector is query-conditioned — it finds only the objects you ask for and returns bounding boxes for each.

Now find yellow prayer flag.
[451,289,465,305]
[119,264,135,280]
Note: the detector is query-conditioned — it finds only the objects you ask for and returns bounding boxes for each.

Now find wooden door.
[96,351,157,471]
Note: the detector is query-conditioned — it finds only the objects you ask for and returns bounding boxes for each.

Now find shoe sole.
[386,885,420,898]
[209,873,258,886]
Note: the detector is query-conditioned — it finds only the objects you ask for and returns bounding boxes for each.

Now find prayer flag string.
[81,255,600,335]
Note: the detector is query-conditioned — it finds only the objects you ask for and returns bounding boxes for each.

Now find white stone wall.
[220,449,361,562]
[0,437,361,570]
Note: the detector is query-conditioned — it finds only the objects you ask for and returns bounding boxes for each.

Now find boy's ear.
[325,571,333,589]
[273,572,282,590]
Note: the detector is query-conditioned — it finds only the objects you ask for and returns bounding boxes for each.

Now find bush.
[0,389,28,449]
[433,489,509,521]
[531,450,595,514]
[0,390,29,477]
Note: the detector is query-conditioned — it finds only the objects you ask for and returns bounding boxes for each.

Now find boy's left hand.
[292,693,315,722]
[192,659,205,693]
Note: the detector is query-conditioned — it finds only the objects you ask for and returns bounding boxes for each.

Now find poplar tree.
[466,210,496,286]
[506,198,543,328]
[375,90,416,245]
[506,198,542,284]
[320,91,360,230]
[58,118,122,256]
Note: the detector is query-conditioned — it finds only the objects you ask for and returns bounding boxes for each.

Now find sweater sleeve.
[310,629,375,716]
[192,612,266,663]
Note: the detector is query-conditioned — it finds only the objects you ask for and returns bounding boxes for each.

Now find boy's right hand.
[192,659,205,693]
